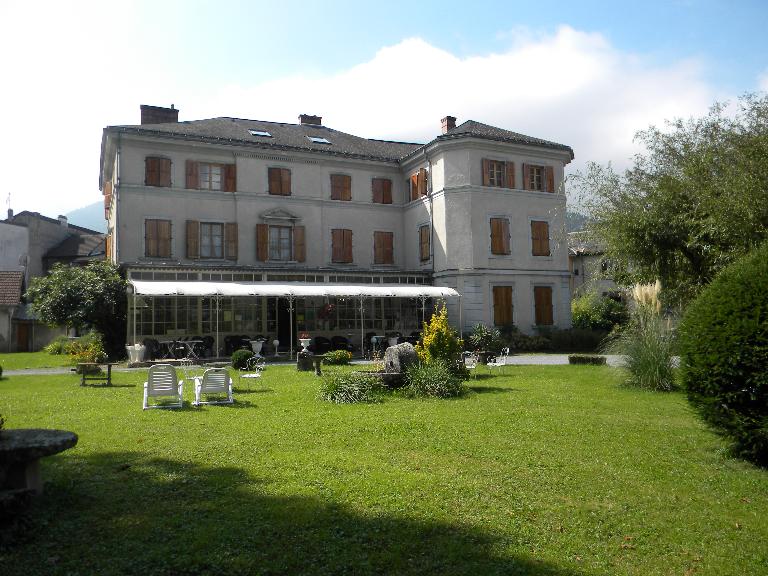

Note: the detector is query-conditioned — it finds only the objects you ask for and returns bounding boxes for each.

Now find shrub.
[572,292,629,331]
[602,281,676,391]
[679,243,768,465]
[568,354,607,365]
[499,325,552,352]
[319,371,379,404]
[415,304,464,370]
[44,335,72,355]
[68,332,107,364]
[231,349,254,370]
[323,350,353,365]
[467,324,502,351]
[404,360,465,399]
[541,327,609,352]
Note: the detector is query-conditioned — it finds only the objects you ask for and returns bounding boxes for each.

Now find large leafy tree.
[26,261,127,358]
[571,93,768,306]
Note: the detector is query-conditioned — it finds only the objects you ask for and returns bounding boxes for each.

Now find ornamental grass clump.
[319,371,380,404]
[404,360,465,399]
[602,280,676,391]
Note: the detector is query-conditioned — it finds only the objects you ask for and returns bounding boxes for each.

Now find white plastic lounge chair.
[143,364,184,410]
[193,367,234,406]
[487,348,510,374]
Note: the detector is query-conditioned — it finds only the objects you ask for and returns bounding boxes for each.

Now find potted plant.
[468,324,502,364]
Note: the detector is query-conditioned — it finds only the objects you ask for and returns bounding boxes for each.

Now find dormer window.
[307,136,331,144]
[249,129,272,137]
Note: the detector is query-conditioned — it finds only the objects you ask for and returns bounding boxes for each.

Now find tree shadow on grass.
[5,452,581,576]
[468,385,513,395]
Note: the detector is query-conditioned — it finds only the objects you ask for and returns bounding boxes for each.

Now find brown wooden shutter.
[225,222,238,260]
[490,218,506,255]
[531,221,550,256]
[410,174,419,201]
[268,167,281,195]
[331,174,351,200]
[256,224,269,261]
[482,158,491,186]
[281,168,291,195]
[546,166,555,193]
[534,286,553,325]
[381,178,392,204]
[501,218,510,254]
[383,232,393,264]
[157,220,171,258]
[493,286,513,326]
[293,225,306,262]
[506,162,515,189]
[374,231,383,264]
[331,229,343,262]
[145,157,159,186]
[186,161,199,189]
[419,225,430,261]
[522,163,530,191]
[224,164,236,192]
[159,158,171,187]
[145,220,157,257]
[417,168,427,196]
[186,220,200,259]
[343,229,353,262]
[105,234,112,260]
[372,179,382,203]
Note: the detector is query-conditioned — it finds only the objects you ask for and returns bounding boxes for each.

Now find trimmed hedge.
[679,242,768,465]
[231,349,254,370]
[568,354,607,365]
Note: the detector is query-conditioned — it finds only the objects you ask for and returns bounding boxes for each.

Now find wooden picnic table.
[76,362,117,386]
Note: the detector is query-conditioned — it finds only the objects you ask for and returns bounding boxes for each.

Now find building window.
[409,168,427,201]
[256,223,305,262]
[199,163,222,190]
[144,219,172,258]
[269,226,292,261]
[490,217,511,255]
[523,164,554,193]
[268,167,291,195]
[331,229,353,263]
[374,231,394,265]
[331,174,352,201]
[493,286,513,326]
[419,225,430,262]
[145,157,171,187]
[534,286,554,325]
[200,223,224,259]
[531,220,551,256]
[372,178,392,204]
[482,159,515,188]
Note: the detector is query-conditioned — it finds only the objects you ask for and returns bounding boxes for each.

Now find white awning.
[129,280,460,299]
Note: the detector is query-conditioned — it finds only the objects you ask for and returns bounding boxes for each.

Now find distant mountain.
[66,202,106,232]
[566,210,590,233]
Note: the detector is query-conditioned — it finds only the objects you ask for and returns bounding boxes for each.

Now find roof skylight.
[307,136,331,144]
[249,129,272,137]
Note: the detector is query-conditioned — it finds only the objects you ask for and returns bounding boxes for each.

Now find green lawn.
[1,365,766,575]
[0,351,76,371]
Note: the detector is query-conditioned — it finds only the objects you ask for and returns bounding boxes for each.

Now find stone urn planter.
[299,338,312,352]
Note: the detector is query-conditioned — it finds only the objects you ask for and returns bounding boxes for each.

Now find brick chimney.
[299,114,322,126]
[58,215,68,229]
[441,116,456,134]
[140,104,179,125]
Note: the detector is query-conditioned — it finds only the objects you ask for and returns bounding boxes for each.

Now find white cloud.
[0,18,719,217]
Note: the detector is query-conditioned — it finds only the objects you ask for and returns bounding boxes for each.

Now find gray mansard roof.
[107,118,423,163]
[438,120,574,159]
[104,116,573,164]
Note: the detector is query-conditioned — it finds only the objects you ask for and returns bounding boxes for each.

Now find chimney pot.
[7,208,12,219]
[299,114,322,126]
[441,116,457,134]
[140,104,180,125]
[58,215,68,228]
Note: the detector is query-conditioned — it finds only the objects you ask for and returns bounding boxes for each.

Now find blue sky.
[1,0,766,217]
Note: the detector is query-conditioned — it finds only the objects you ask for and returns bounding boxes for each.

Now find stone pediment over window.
[259,208,301,222]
